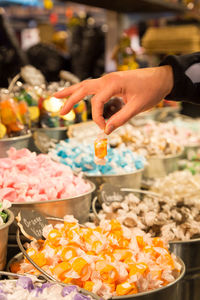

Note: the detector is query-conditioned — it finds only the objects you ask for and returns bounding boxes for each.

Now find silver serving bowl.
[9,180,95,230]
[7,253,185,300]
[86,169,144,192]
[143,152,183,178]
[0,209,14,270]
[183,144,200,159]
[0,134,32,158]
[170,238,200,273]
[33,127,67,141]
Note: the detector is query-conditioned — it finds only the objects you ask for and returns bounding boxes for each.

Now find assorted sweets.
[95,171,200,241]
[11,216,182,299]
[0,147,91,203]
[0,91,30,138]
[110,121,197,157]
[0,81,87,139]
[49,139,146,175]
[0,277,96,300]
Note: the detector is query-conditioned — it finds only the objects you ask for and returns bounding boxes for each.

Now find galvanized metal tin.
[33,127,67,141]
[86,169,144,192]
[0,134,32,158]
[143,152,182,178]
[170,238,200,273]
[0,209,14,270]
[9,180,95,230]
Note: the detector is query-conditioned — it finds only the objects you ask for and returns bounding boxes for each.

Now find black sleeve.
[160,53,200,104]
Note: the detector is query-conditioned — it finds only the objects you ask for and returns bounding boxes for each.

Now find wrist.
[159,65,174,97]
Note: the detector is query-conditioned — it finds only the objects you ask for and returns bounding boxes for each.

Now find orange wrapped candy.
[94,132,108,165]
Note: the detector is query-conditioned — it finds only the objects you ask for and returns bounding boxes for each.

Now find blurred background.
[1,0,200,120]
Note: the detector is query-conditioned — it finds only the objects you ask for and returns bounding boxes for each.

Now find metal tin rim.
[86,168,144,178]
[7,254,185,300]
[11,180,96,205]
[0,133,32,143]
[170,236,200,244]
[33,127,68,132]
[0,209,14,230]
[146,151,183,160]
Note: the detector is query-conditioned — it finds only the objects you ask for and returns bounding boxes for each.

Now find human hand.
[55,66,173,134]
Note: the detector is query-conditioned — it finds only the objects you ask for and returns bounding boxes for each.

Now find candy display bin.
[86,168,144,192]
[9,179,95,232]
[7,252,185,300]
[32,127,68,142]
[0,134,32,158]
[0,209,14,270]
[170,238,200,300]
[143,152,183,178]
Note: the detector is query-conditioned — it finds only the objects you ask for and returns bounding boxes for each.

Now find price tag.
[100,183,124,204]
[16,209,48,241]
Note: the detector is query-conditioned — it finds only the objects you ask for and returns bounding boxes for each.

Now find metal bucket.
[143,152,182,178]
[178,270,200,300]
[170,238,200,273]
[0,209,14,270]
[169,240,200,299]
[9,180,95,240]
[86,169,143,192]
[7,253,185,300]
[0,134,32,158]
[183,144,200,159]
[33,127,68,141]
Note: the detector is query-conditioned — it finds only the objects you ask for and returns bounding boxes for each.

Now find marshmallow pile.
[0,148,91,203]
[49,139,145,175]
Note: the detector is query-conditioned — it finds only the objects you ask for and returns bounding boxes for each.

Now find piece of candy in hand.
[94,133,108,165]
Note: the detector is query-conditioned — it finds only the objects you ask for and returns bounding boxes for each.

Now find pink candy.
[0,148,91,203]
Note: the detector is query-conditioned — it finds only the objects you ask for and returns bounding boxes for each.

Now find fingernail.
[105,124,115,135]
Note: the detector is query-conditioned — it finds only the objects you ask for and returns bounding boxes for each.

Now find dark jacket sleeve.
[160,53,200,103]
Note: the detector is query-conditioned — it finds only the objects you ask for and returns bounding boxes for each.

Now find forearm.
[160,52,200,103]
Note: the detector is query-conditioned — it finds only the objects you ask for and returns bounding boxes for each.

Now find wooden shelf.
[62,0,186,13]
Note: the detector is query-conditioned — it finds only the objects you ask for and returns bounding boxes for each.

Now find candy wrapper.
[94,133,108,165]
[11,216,182,299]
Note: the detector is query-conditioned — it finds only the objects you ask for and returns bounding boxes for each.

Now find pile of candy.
[0,79,87,139]
[0,148,91,203]
[150,170,200,240]
[95,178,200,242]
[173,117,200,146]
[0,92,31,138]
[11,216,182,299]
[0,277,95,300]
[112,122,183,157]
[49,139,145,175]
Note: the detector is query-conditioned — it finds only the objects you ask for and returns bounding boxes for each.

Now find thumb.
[105,100,143,134]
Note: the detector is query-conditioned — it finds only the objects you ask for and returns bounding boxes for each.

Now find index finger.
[54,82,82,98]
